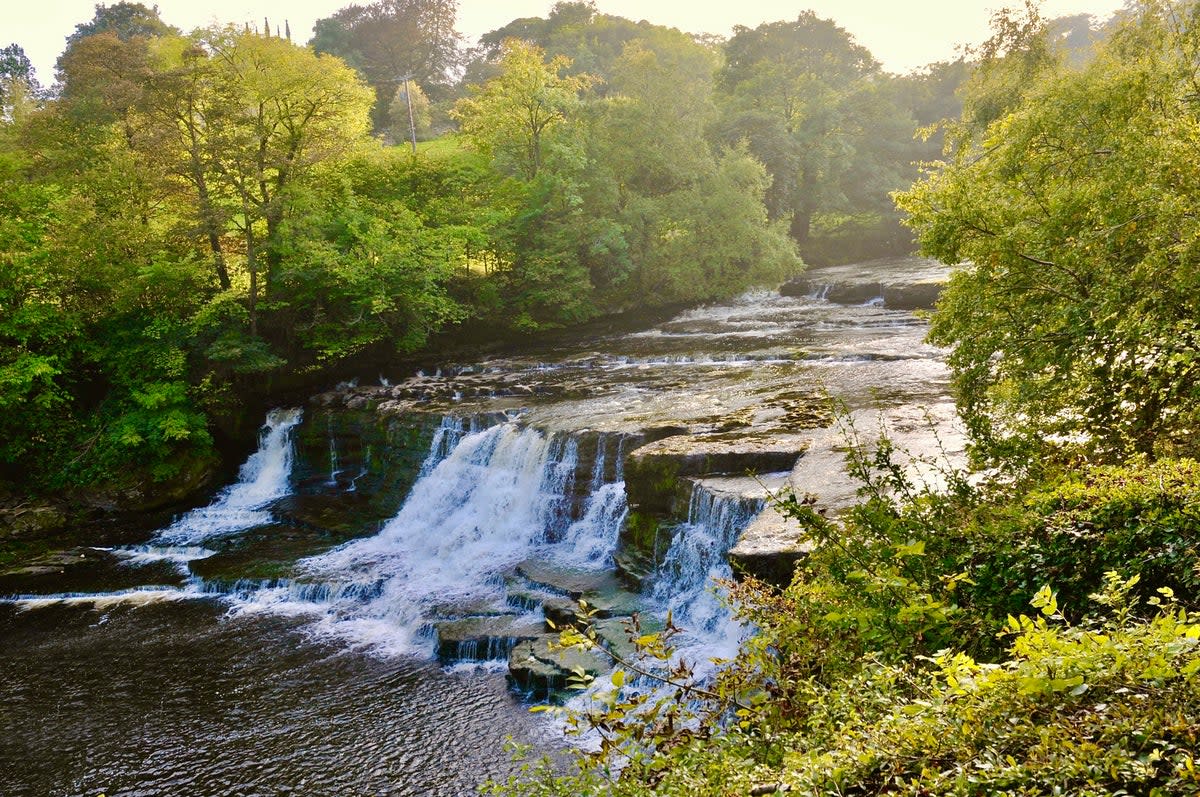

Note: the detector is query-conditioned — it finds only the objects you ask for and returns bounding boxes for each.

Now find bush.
[486,440,1200,796]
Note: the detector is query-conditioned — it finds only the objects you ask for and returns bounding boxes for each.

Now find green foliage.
[64,2,176,47]
[276,178,466,359]
[311,0,462,132]
[715,12,922,260]
[454,40,593,182]
[448,27,801,329]
[490,431,1200,796]
[897,2,1200,463]
[957,457,1200,626]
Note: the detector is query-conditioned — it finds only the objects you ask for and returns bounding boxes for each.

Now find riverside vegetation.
[0,0,961,502]
[4,1,1200,795]
[483,3,1200,795]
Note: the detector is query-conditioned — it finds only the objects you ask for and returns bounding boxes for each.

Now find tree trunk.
[195,173,231,290]
[246,224,258,338]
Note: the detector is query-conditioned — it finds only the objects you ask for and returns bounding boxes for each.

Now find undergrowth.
[484,431,1200,796]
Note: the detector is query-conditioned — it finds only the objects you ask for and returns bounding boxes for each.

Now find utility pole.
[399,74,418,154]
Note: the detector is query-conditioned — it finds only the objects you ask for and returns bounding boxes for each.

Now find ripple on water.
[0,599,555,797]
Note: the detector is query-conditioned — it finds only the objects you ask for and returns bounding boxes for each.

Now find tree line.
[0,0,967,496]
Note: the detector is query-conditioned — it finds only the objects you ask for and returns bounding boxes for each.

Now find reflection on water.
[0,599,552,797]
[0,257,957,796]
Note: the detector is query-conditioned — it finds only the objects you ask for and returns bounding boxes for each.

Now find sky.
[7,0,1126,84]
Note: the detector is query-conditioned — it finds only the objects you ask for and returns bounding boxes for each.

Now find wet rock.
[540,595,584,628]
[434,615,545,663]
[591,615,663,663]
[312,391,340,407]
[640,425,690,444]
[292,407,442,521]
[513,561,644,615]
[624,435,808,515]
[187,524,344,584]
[0,504,67,541]
[728,506,813,586]
[507,636,610,697]
[781,258,950,310]
[0,547,186,597]
[881,281,944,311]
[270,493,380,538]
[613,510,669,587]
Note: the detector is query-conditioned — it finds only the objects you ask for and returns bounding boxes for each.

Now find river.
[0,257,958,796]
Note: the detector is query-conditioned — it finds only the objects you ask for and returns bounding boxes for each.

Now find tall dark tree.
[65,2,176,46]
[471,1,664,89]
[717,13,892,249]
[0,44,35,86]
[312,0,461,133]
[54,2,175,138]
[0,44,39,113]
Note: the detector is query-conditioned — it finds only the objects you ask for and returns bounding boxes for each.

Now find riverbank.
[2,256,957,795]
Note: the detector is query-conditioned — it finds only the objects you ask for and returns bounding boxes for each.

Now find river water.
[1,258,957,796]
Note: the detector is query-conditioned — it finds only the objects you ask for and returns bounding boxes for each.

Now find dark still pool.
[0,597,551,796]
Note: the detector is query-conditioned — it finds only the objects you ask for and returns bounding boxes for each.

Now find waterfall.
[651,483,764,661]
[155,408,303,545]
[558,434,629,566]
[238,421,602,656]
[325,412,341,486]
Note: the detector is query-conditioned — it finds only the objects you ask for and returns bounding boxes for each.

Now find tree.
[453,39,592,181]
[387,79,432,143]
[896,1,1200,463]
[139,36,235,289]
[65,1,176,46]
[716,13,913,256]
[602,32,719,195]
[311,0,461,132]
[197,27,374,336]
[0,45,39,122]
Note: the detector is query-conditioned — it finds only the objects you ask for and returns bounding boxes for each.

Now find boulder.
[507,635,610,698]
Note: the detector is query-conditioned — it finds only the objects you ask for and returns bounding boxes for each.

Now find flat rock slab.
[729,405,967,585]
[515,560,625,600]
[508,635,611,698]
[590,615,665,664]
[629,434,809,476]
[624,435,808,514]
[270,493,386,539]
[0,547,186,597]
[187,524,345,584]
[728,506,814,585]
[435,615,546,663]
[780,257,952,310]
[514,560,646,621]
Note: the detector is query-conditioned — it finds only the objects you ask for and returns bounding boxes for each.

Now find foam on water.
[5,585,205,612]
[155,408,303,545]
[228,422,626,657]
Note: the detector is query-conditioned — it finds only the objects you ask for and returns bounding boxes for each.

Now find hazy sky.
[9,0,1125,84]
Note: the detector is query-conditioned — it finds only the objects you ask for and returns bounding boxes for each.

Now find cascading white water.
[651,483,765,662]
[155,408,303,545]
[325,412,341,486]
[558,435,629,566]
[238,422,599,655]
